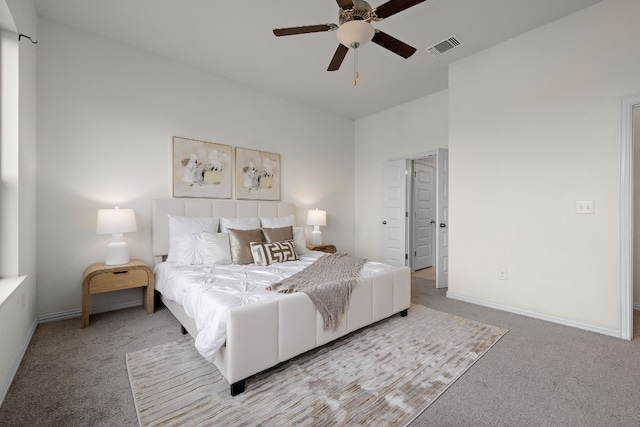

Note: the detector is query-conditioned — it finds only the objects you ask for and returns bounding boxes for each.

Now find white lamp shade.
[96,207,137,265]
[307,209,326,246]
[336,20,375,48]
[96,208,138,234]
[306,209,327,226]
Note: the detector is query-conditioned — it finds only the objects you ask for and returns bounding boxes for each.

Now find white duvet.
[154,251,393,362]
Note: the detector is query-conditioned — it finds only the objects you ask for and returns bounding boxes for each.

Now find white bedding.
[154,251,393,362]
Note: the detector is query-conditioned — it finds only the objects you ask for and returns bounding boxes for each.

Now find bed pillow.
[250,240,298,266]
[167,215,220,263]
[262,226,294,243]
[260,214,295,228]
[293,227,308,255]
[219,217,261,233]
[227,228,264,264]
[171,234,206,265]
[202,232,232,265]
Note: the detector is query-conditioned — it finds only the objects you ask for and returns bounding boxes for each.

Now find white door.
[381,160,408,267]
[412,159,434,270]
[436,148,449,289]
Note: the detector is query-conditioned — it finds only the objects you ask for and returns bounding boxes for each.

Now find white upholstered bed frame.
[152,199,411,396]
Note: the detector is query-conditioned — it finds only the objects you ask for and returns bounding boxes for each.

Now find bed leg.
[180,324,188,335]
[400,309,408,317]
[230,380,246,396]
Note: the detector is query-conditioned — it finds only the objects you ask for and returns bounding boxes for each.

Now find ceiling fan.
[273,0,426,77]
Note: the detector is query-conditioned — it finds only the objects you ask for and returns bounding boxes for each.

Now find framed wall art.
[235,147,281,200]
[173,136,232,198]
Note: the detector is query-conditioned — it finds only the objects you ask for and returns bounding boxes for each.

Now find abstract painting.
[235,147,280,200]
[173,136,232,198]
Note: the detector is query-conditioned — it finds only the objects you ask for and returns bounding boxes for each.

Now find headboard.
[152,199,295,263]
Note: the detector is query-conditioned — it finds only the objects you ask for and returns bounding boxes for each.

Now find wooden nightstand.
[306,243,337,254]
[81,259,154,328]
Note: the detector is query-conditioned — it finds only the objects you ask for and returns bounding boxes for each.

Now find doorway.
[407,148,449,289]
[621,95,640,340]
[408,148,449,289]
[410,157,436,272]
[381,149,449,288]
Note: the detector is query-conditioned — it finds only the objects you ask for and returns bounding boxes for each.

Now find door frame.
[620,94,640,340]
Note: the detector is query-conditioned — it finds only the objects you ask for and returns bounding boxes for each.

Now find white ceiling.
[35,0,601,120]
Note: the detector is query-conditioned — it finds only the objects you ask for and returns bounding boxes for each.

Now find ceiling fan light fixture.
[336,20,375,48]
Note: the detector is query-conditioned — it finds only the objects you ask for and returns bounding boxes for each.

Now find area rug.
[126,304,507,426]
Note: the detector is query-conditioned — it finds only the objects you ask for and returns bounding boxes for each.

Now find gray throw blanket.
[267,253,366,331]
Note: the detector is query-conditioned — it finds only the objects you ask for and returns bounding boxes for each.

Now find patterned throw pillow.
[250,240,298,266]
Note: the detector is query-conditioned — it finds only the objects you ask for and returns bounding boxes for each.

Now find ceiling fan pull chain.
[353,47,359,86]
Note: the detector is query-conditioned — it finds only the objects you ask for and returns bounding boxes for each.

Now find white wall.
[448,0,640,335]
[36,19,355,317]
[0,0,37,405]
[353,91,448,261]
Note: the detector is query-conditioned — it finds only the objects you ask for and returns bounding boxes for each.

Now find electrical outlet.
[498,269,507,280]
[576,200,594,214]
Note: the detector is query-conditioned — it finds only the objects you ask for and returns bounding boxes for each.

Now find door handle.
[440,223,446,228]
[382,221,387,225]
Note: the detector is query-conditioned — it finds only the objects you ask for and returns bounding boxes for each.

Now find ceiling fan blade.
[375,0,426,19]
[327,44,349,71]
[336,0,354,9]
[372,31,417,58]
[273,24,335,37]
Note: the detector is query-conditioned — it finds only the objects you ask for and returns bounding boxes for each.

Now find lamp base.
[310,230,323,246]
[105,241,130,266]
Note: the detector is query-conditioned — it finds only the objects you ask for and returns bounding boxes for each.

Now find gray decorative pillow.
[262,226,294,243]
[227,228,264,264]
[250,240,298,266]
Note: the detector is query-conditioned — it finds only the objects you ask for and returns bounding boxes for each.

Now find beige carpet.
[412,267,436,281]
[127,304,507,426]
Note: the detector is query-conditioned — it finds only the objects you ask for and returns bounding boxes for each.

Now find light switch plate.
[576,200,594,214]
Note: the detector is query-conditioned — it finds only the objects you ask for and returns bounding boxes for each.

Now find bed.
[152,199,411,396]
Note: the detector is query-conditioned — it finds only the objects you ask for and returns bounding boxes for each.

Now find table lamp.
[307,208,326,245]
[96,207,138,265]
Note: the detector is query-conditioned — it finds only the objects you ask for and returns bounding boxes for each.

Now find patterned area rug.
[126,304,507,426]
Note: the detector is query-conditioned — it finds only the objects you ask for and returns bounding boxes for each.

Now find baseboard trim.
[37,300,144,324]
[446,291,621,338]
[0,316,37,407]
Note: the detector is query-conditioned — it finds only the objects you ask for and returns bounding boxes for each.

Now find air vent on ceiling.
[427,35,463,57]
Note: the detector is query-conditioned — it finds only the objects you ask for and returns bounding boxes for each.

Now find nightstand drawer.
[89,269,149,294]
